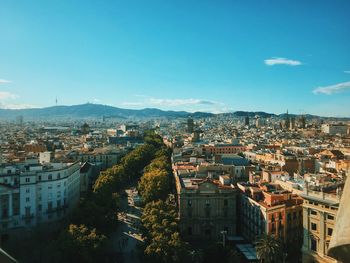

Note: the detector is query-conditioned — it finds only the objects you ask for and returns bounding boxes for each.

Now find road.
[111,188,144,263]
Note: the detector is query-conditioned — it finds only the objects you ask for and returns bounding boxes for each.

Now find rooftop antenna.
[55,97,58,106]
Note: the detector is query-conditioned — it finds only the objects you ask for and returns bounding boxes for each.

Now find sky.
[0,0,350,116]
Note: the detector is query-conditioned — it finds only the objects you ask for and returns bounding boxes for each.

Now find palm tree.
[255,234,284,263]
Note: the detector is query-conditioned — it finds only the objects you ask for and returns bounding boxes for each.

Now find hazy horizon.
[0,102,350,118]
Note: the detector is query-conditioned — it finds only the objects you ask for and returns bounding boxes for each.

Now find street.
[111,188,144,263]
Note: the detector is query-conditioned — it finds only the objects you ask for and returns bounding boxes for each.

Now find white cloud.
[123,97,218,107]
[121,97,226,112]
[313,81,350,95]
[0,91,18,100]
[148,98,216,107]
[0,79,12,84]
[264,57,302,66]
[121,102,144,106]
[0,103,36,109]
[344,70,350,74]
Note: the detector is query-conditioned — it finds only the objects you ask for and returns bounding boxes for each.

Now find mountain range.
[0,103,214,120]
[0,103,348,120]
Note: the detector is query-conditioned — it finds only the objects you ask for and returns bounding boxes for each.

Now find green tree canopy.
[138,168,171,203]
[57,224,107,263]
[255,234,284,263]
[141,200,189,263]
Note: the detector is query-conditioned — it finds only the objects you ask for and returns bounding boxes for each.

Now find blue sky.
[0,0,350,116]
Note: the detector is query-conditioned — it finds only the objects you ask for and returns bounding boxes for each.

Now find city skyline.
[1,0,350,116]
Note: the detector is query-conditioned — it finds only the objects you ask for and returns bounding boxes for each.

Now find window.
[224,209,228,217]
[38,204,42,211]
[311,238,317,251]
[310,210,317,216]
[311,223,317,231]
[205,208,210,218]
[57,200,61,208]
[25,207,31,217]
[224,199,228,206]
[271,223,276,233]
[188,210,192,218]
[48,184,52,190]
[48,202,53,211]
[26,188,30,193]
[188,227,192,235]
[38,176,41,181]
[26,197,30,202]
[328,228,333,236]
[57,173,61,179]
[25,178,30,183]
[187,199,192,207]
[2,208,8,218]
[327,214,334,220]
[48,174,52,180]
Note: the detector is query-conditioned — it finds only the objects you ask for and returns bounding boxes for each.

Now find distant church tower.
[187,118,194,133]
[285,110,290,129]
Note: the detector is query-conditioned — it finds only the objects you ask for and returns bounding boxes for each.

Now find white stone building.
[0,161,81,232]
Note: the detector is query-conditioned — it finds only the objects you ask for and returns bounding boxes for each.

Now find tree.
[144,156,171,173]
[138,168,170,203]
[255,234,284,263]
[141,200,190,263]
[144,131,164,148]
[57,224,107,263]
[121,144,156,179]
[144,231,190,263]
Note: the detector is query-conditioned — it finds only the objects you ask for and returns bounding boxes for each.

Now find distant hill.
[0,103,348,120]
[232,111,277,118]
[222,111,350,120]
[0,103,215,120]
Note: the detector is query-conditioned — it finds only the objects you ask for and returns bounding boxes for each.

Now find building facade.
[238,183,303,251]
[321,124,348,135]
[203,144,246,156]
[301,188,341,263]
[175,174,238,241]
[0,161,81,233]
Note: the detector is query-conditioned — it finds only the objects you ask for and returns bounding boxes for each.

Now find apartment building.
[0,161,81,234]
[202,144,246,156]
[237,183,303,249]
[301,186,341,263]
